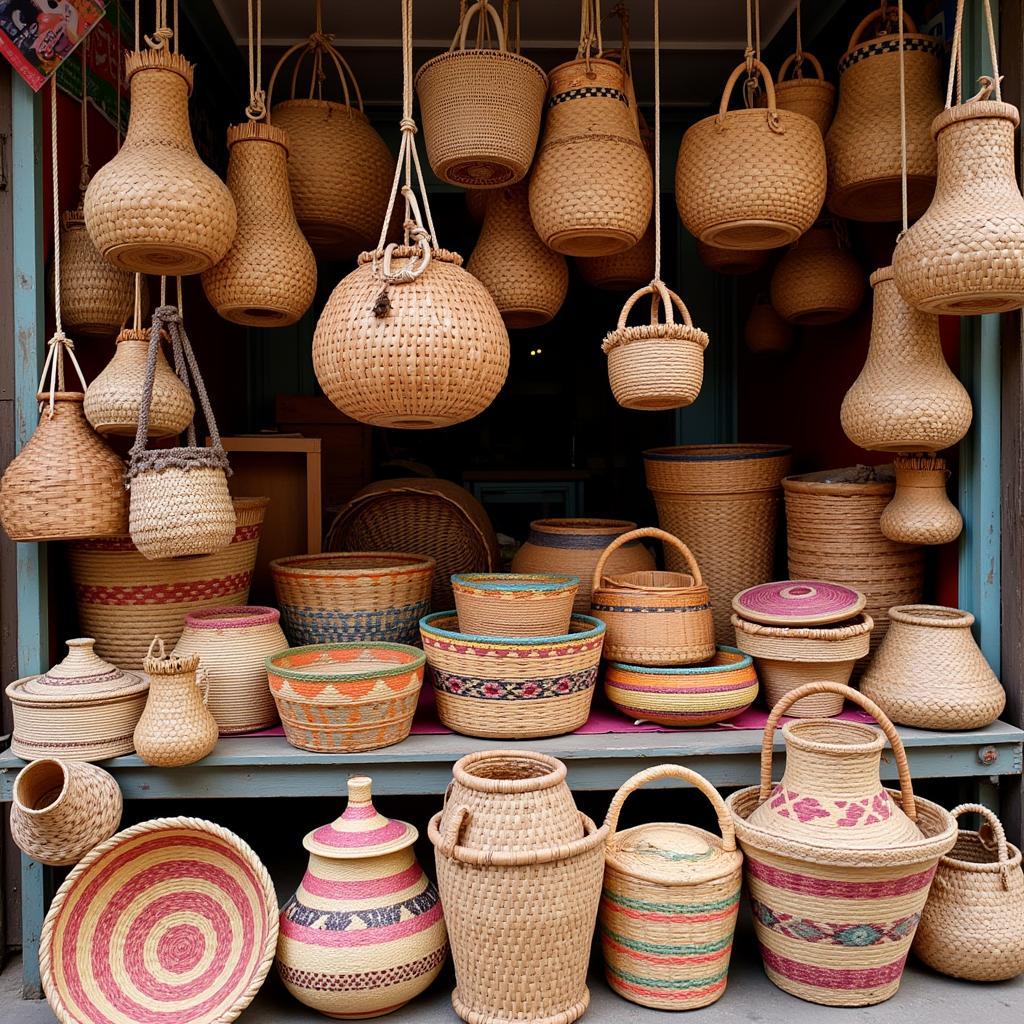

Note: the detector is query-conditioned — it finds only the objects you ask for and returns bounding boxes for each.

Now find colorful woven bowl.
[267,643,425,753]
[451,572,579,637]
[419,612,606,739]
[604,646,759,727]
[40,817,278,1024]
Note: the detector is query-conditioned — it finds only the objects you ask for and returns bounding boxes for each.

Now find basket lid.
[14,638,146,701]
[303,776,417,859]
[607,822,741,883]
[732,580,866,625]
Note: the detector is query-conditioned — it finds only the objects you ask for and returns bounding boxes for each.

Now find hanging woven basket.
[879,455,963,546]
[770,225,865,326]
[775,51,836,135]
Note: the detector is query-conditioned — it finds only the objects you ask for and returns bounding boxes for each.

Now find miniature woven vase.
[84,328,194,438]
[825,8,942,221]
[880,456,963,546]
[84,48,236,275]
[468,182,568,329]
[841,267,972,453]
[676,59,825,250]
[530,58,653,257]
[697,241,768,277]
[774,52,836,135]
[277,776,448,1017]
[860,605,1006,730]
[769,226,864,326]
[10,758,122,867]
[313,246,510,429]
[201,122,316,328]
[133,639,218,767]
[913,804,1024,982]
[0,392,128,542]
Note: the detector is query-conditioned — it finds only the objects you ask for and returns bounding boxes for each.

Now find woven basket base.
[504,308,555,330]
[547,226,637,258]
[827,175,934,223]
[452,987,590,1024]
[701,219,800,251]
[439,158,520,189]
[764,964,898,1007]
[372,411,462,430]
[906,289,1024,316]
[298,221,372,260]
[216,301,304,328]
[788,305,854,326]
[104,240,213,276]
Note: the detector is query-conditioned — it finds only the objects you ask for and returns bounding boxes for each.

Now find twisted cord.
[245,0,267,120]
[652,0,661,283]
[78,34,89,194]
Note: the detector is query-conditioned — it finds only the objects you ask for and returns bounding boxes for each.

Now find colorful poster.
[0,0,106,91]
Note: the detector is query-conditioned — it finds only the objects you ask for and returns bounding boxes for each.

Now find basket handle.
[951,803,1014,886]
[717,59,781,131]
[592,526,703,593]
[777,50,825,83]
[847,6,917,49]
[757,681,917,821]
[266,33,364,116]
[146,637,166,661]
[451,0,507,53]
[604,763,736,852]
[615,280,694,332]
[438,804,471,857]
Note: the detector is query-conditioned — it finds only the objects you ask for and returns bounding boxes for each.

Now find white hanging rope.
[652,0,662,283]
[246,0,267,120]
[897,0,908,235]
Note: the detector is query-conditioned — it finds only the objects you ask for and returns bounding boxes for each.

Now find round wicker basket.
[770,226,864,326]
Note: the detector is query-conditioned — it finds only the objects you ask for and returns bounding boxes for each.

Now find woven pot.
[644,445,792,641]
[697,241,768,277]
[602,281,709,411]
[314,246,509,429]
[826,8,942,222]
[84,49,236,274]
[452,573,578,638]
[201,122,316,328]
[173,606,285,734]
[726,682,957,1007]
[577,220,656,291]
[880,455,963,546]
[512,517,655,613]
[84,328,194,438]
[775,52,836,135]
[676,59,825,250]
[277,777,448,1017]
[600,764,743,1009]
[10,759,122,868]
[913,804,1024,982]
[783,467,923,652]
[769,226,864,326]
[416,0,546,188]
[0,392,128,543]
[860,605,1006,730]
[428,751,608,1024]
[744,301,794,354]
[732,612,873,717]
[530,58,653,257]
[69,496,268,670]
[468,182,568,329]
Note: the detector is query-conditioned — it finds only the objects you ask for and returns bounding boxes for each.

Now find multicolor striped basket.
[600,764,743,1010]
[604,646,759,727]
[419,612,605,739]
[267,643,425,753]
[452,573,579,638]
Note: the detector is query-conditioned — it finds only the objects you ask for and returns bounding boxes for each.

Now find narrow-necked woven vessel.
[774,52,836,135]
[744,301,794,354]
[452,572,578,638]
[880,455,963,545]
[770,225,864,326]
[697,241,768,277]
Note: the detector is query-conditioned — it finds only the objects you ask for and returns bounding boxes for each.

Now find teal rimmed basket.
[452,572,579,638]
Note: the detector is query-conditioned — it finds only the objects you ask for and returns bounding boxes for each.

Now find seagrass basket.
[769,225,864,326]
[775,52,836,135]
[880,455,963,546]
[452,573,578,638]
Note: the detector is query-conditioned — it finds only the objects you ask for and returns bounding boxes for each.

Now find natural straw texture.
[880,455,963,545]
[860,604,1006,729]
[913,803,1024,981]
[577,220,656,290]
[697,241,768,277]
[775,50,835,135]
[600,764,743,1009]
[40,817,279,1024]
[744,301,794,353]
[420,613,606,739]
[173,606,285,734]
[10,759,122,867]
[452,573,578,638]
[769,225,864,325]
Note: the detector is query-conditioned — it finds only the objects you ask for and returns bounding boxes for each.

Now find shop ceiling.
[211,0,804,108]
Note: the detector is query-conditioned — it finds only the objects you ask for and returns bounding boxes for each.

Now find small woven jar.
[880,455,963,545]
[84,48,236,274]
[769,226,864,326]
[774,52,836,135]
[913,804,1024,982]
[201,122,317,327]
[133,639,219,767]
[860,605,1006,730]
[602,281,709,411]
[744,301,794,354]
[697,241,768,277]
[10,759,122,867]
[173,607,285,734]
[84,328,194,438]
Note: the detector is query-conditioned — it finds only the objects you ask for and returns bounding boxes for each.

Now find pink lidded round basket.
[732,580,866,626]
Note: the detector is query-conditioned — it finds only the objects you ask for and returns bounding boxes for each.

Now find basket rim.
[888,604,973,629]
[602,324,709,354]
[840,29,942,64]
[415,46,548,86]
[452,572,579,593]
[608,645,751,675]
[450,748,568,792]
[271,96,370,122]
[183,605,280,629]
[528,516,638,534]
[940,829,1023,872]
[270,551,436,577]
[644,443,792,462]
[731,611,874,641]
[932,99,1021,136]
[267,642,426,681]
[420,610,604,644]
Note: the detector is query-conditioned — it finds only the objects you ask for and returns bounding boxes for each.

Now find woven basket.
[770,226,865,326]
[744,301,794,354]
[464,186,490,224]
[420,612,605,739]
[200,121,317,328]
[591,526,715,666]
[429,751,608,1024]
[602,281,709,411]
[10,759,122,867]
[697,241,768,277]
[826,7,942,222]
[600,764,743,1009]
[731,612,873,717]
[40,817,278,1024]
[577,219,656,291]
[913,803,1024,982]
[416,0,546,188]
[84,49,236,274]
[676,59,825,250]
[327,478,499,610]
[70,496,269,670]
[880,455,963,545]
[775,52,836,135]
[467,182,568,329]
[267,642,425,753]
[644,445,792,641]
[783,467,924,652]
[452,573,578,638]
[726,682,958,1006]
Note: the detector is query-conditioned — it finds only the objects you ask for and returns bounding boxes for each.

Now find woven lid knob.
[347,776,373,805]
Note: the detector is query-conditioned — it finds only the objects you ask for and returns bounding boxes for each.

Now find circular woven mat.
[732,579,865,626]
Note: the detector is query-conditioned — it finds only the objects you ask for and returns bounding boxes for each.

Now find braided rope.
[245,0,267,120]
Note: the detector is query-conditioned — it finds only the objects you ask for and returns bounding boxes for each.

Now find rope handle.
[777,50,824,83]
[577,0,604,63]
[146,637,167,661]
[604,763,736,851]
[757,681,917,821]
[265,32,364,115]
[717,59,782,131]
[946,0,1001,107]
[847,5,916,49]
[451,0,507,53]
[951,804,1012,877]
[615,280,695,331]
[438,804,470,857]
[592,526,704,592]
